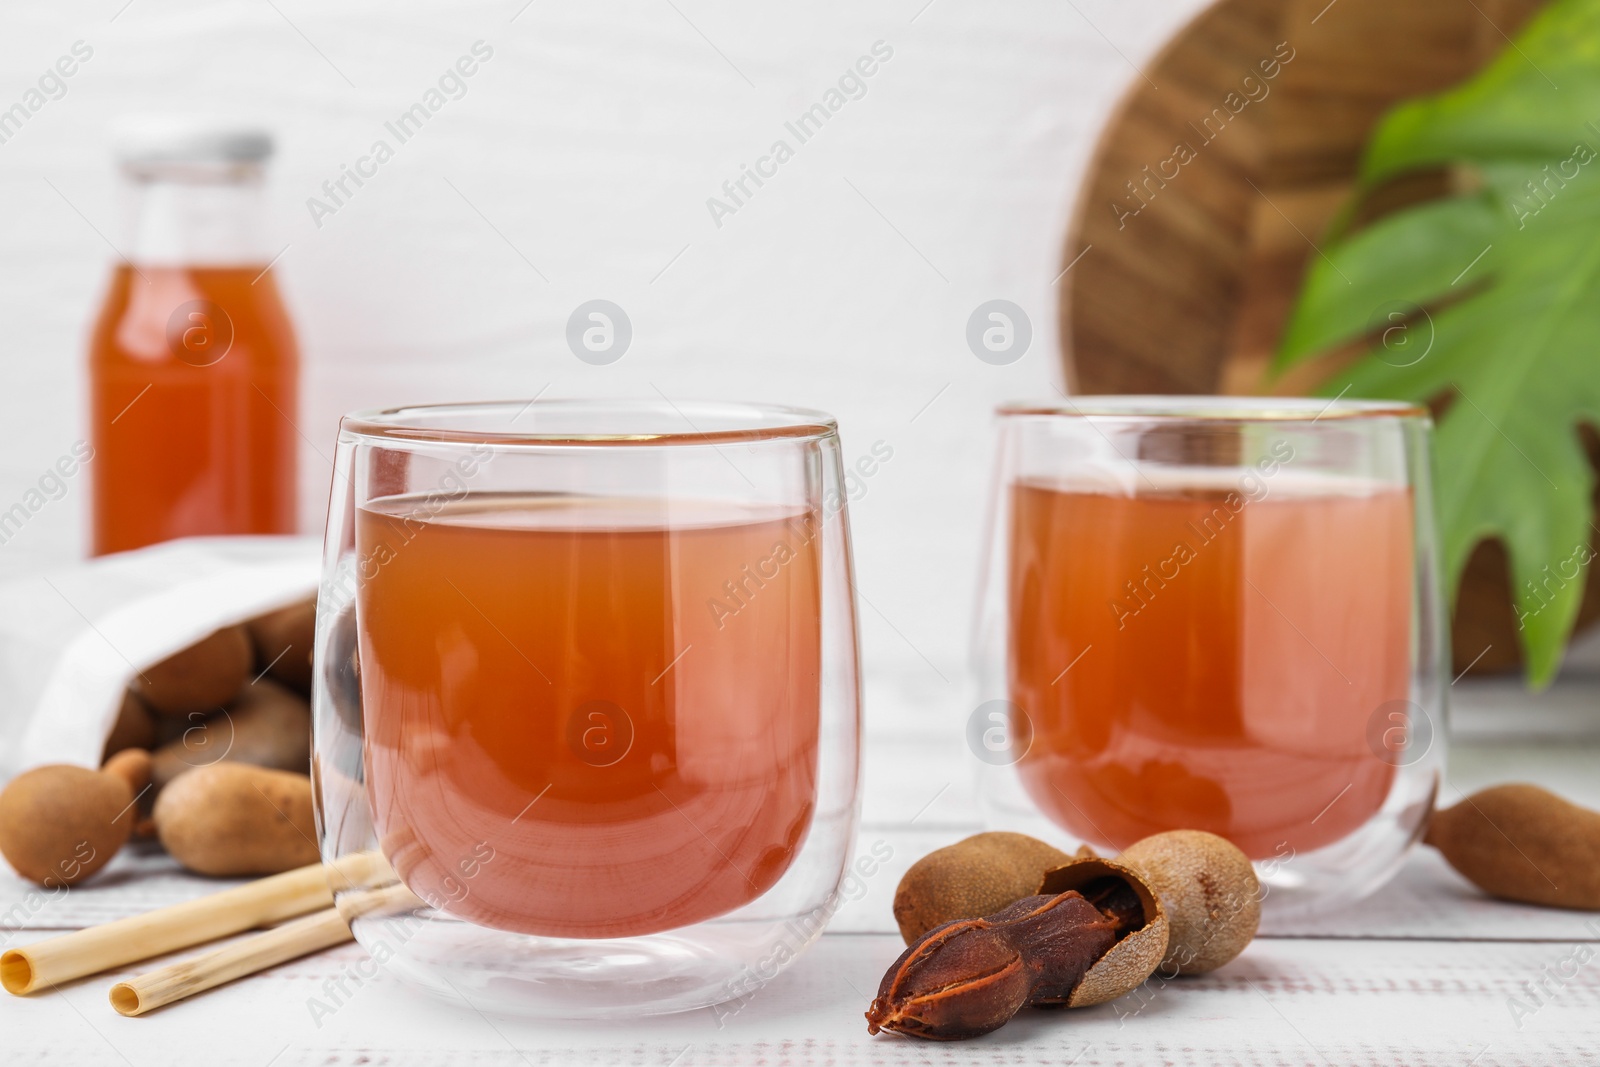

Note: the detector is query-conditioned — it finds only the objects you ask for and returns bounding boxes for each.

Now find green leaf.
[1362,0,1600,177]
[1274,0,1600,688]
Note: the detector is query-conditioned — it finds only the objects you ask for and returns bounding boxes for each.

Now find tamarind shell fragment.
[1426,784,1600,911]
[1039,857,1171,1006]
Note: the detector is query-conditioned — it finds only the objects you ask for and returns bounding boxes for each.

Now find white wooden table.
[4,671,1598,1066]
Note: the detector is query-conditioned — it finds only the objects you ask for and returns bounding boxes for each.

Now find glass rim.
[339,398,839,447]
[997,395,1429,423]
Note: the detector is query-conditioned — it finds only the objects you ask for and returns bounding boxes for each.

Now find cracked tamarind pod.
[1110,829,1262,975]
[867,858,1168,1040]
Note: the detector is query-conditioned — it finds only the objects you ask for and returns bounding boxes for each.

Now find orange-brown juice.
[89,265,298,555]
[1009,477,1412,859]
[356,493,823,938]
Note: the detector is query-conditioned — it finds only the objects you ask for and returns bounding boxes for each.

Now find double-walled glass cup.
[312,400,861,1017]
[973,397,1445,916]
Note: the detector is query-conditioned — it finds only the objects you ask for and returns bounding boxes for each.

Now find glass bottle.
[88,120,299,555]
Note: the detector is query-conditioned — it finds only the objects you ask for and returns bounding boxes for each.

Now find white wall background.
[0,0,1209,695]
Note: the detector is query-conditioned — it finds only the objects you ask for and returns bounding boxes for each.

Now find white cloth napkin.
[0,536,321,780]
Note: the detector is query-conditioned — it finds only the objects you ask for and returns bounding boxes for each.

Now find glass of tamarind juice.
[973,398,1446,915]
[310,400,862,1017]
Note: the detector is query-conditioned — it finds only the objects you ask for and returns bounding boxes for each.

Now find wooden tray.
[1058,0,1599,675]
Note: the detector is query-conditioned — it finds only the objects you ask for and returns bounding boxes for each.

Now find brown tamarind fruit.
[133,625,254,717]
[0,755,148,886]
[1426,783,1600,911]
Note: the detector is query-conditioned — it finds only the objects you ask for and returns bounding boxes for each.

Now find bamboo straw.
[0,852,387,996]
[110,882,421,1016]
[110,906,350,1016]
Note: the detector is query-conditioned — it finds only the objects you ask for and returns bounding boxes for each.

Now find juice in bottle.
[355,493,824,938]
[88,123,298,555]
[1008,475,1412,859]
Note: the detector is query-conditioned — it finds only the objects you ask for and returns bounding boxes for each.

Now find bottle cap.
[114,116,274,171]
